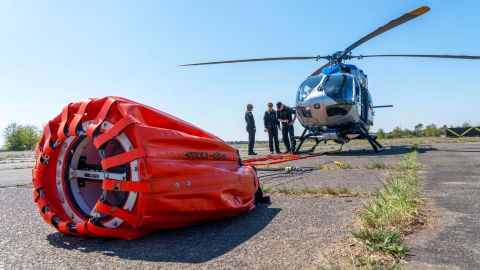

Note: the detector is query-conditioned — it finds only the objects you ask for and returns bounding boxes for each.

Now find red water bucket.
[32,96,258,239]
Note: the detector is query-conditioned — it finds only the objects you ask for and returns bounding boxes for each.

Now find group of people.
[244,102,296,155]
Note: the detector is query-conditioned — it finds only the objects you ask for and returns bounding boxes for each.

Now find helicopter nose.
[298,106,312,118]
[322,96,357,125]
[326,103,353,117]
[296,94,327,127]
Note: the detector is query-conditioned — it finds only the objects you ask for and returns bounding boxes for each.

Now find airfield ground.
[0,138,479,269]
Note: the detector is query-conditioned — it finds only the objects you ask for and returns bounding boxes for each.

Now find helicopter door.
[354,79,362,119]
[361,87,368,122]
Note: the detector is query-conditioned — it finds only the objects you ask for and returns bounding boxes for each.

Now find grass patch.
[359,150,421,231]
[272,185,356,197]
[352,231,409,256]
[315,164,328,170]
[260,183,272,194]
[324,147,424,268]
[347,148,423,267]
[369,161,391,170]
[334,161,354,170]
[275,185,298,195]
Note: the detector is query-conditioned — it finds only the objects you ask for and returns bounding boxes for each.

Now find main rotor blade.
[354,54,480,60]
[310,62,330,76]
[342,6,430,56]
[179,56,327,66]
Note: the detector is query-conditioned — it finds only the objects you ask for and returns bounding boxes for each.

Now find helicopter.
[181,5,480,153]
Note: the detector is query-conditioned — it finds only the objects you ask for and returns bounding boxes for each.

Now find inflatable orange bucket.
[32,96,259,239]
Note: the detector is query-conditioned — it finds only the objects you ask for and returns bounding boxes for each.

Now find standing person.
[245,104,257,155]
[263,102,281,154]
[276,102,296,154]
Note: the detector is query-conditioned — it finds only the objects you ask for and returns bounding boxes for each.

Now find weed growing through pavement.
[348,147,423,267]
[334,161,354,170]
[369,161,391,170]
[260,184,272,194]
[315,164,328,170]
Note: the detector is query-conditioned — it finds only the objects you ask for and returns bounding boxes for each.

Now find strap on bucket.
[93,116,136,148]
[68,98,93,136]
[86,97,117,138]
[94,200,143,229]
[101,147,146,170]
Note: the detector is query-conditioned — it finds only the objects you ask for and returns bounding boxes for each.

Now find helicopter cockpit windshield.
[296,75,324,104]
[319,74,354,103]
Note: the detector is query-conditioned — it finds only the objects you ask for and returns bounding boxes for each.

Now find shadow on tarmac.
[325,144,431,157]
[46,204,280,263]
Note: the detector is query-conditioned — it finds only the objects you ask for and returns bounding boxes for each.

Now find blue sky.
[1,1,479,143]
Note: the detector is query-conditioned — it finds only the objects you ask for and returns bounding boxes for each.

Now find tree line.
[0,121,477,151]
[376,122,475,139]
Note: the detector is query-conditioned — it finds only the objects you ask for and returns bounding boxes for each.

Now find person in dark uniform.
[245,104,257,155]
[263,102,281,154]
[276,102,296,154]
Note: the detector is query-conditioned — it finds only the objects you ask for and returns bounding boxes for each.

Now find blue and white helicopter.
[181,6,480,153]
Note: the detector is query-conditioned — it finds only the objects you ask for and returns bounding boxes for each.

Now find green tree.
[414,123,424,136]
[2,123,41,151]
[462,121,472,128]
[376,128,385,139]
[403,128,414,138]
[390,126,403,138]
[422,123,440,137]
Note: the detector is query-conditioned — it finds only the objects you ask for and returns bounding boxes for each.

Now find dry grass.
[334,161,355,170]
[368,161,392,170]
[263,185,359,197]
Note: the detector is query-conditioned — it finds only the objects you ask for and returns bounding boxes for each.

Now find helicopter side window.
[296,75,324,103]
[320,74,354,103]
[354,79,361,102]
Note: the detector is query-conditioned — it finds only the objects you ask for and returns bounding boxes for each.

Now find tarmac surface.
[0,142,479,269]
[406,142,480,269]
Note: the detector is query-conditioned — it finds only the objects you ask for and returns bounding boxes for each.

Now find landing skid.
[358,122,384,152]
[293,129,321,154]
[292,124,384,154]
[293,128,327,154]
